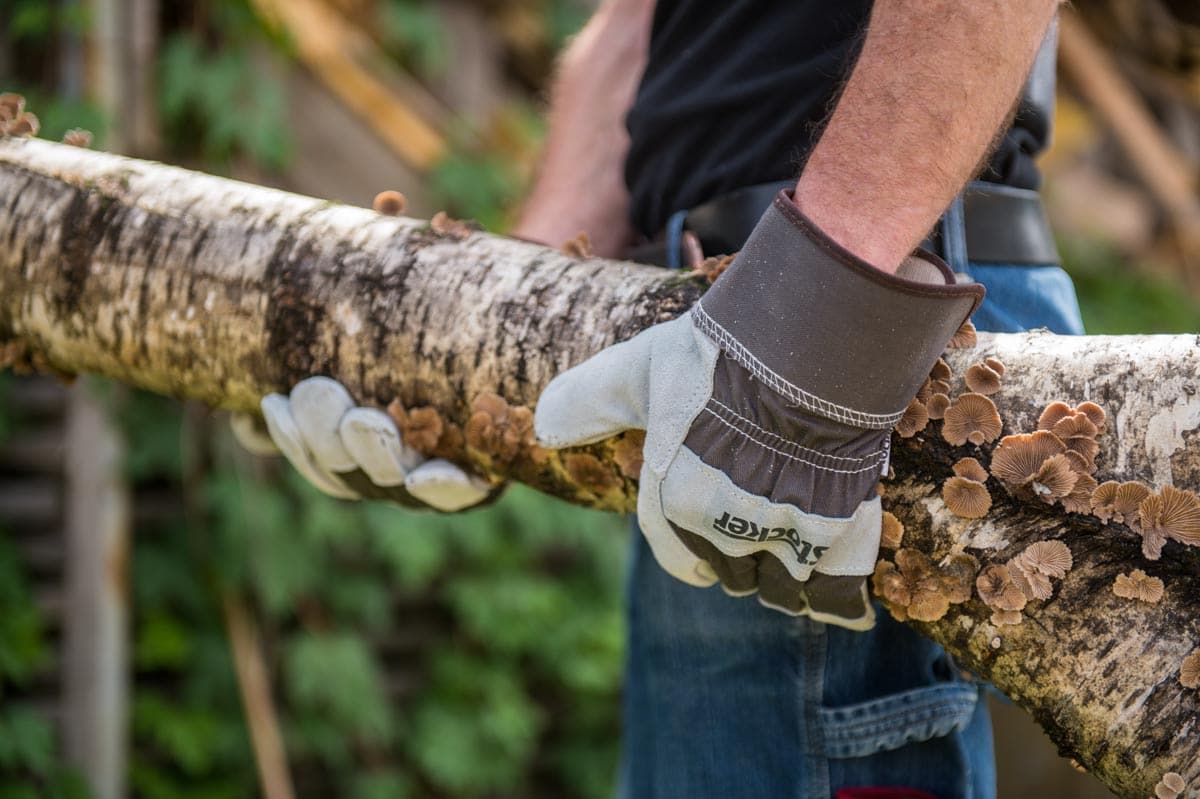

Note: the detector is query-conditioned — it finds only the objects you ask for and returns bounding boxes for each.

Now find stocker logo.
[712,511,827,565]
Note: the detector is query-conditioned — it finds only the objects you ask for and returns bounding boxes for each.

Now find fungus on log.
[2,138,1200,798]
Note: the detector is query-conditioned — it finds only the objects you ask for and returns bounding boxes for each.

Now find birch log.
[2,137,1199,798]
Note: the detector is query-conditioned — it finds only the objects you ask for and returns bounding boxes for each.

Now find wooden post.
[62,384,130,799]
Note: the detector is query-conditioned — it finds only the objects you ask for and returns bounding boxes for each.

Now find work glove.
[535,191,982,629]
[232,377,493,512]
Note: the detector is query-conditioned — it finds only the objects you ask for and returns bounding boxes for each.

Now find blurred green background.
[1,1,1198,798]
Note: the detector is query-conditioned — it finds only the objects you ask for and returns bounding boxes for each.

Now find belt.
[627,179,1060,269]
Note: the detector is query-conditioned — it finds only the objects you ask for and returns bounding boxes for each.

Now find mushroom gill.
[1075,401,1106,432]
[943,476,992,518]
[1061,473,1098,515]
[1014,540,1073,579]
[895,398,930,438]
[1156,772,1187,799]
[1028,454,1079,504]
[983,356,1006,376]
[1111,569,1164,603]
[1050,412,1100,468]
[1091,480,1151,524]
[941,393,1003,447]
[989,431,1067,496]
[1180,650,1200,690]
[1007,557,1054,601]
[948,319,977,349]
[990,609,1023,626]
[1137,485,1200,560]
[872,549,976,623]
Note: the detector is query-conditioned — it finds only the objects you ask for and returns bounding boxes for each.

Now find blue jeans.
[617,263,1084,799]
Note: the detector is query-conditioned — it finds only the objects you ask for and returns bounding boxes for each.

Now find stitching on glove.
[701,406,886,475]
[691,304,905,429]
[706,398,887,469]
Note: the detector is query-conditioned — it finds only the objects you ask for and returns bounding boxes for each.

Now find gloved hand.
[535,191,982,629]
[232,377,493,512]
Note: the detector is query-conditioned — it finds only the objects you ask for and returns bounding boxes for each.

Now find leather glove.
[535,191,982,629]
[232,377,493,512]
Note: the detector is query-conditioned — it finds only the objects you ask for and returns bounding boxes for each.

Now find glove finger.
[290,377,358,472]
[339,407,423,486]
[534,325,657,449]
[230,412,280,457]
[405,459,492,512]
[756,553,808,615]
[636,468,718,587]
[804,573,876,631]
[261,394,359,500]
[337,469,431,509]
[669,524,759,596]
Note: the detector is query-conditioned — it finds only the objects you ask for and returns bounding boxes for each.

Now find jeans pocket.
[819,683,980,759]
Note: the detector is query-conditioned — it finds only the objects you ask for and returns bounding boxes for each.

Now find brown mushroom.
[880,511,905,549]
[0,93,24,119]
[928,379,952,397]
[1062,450,1094,476]
[1029,454,1079,503]
[983,356,1006,376]
[388,402,444,455]
[976,564,1027,612]
[693,253,736,284]
[1111,569,1164,603]
[872,559,912,619]
[1075,401,1106,433]
[926,393,951,420]
[938,553,980,603]
[1015,540,1073,579]
[561,231,594,258]
[895,398,930,438]
[989,431,1066,493]
[1137,485,1200,560]
[464,393,536,462]
[430,211,475,239]
[942,476,992,518]
[1091,480,1151,524]
[914,377,933,404]
[1061,473,1098,514]
[7,112,38,137]
[1037,401,1076,431]
[1007,557,1054,601]
[565,452,619,493]
[990,609,1023,626]
[372,190,408,216]
[941,393,1003,446]
[948,319,977,349]
[1051,413,1100,466]
[965,363,1002,395]
[613,430,646,479]
[61,127,92,148]
[930,358,952,382]
[1181,650,1200,690]
[952,457,989,483]
[1156,772,1187,799]
[874,549,971,622]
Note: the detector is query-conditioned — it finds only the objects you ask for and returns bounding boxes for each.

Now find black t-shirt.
[624,1,1055,237]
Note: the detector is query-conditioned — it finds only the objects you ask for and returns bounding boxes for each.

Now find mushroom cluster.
[0,93,38,137]
[387,401,463,459]
[872,550,978,622]
[942,393,1003,447]
[965,361,1003,395]
[880,511,905,549]
[1111,569,1164,603]
[989,402,1102,515]
[1135,485,1200,560]
[1154,772,1188,799]
[464,393,537,463]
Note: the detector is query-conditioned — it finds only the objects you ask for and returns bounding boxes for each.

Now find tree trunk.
[1,137,1198,797]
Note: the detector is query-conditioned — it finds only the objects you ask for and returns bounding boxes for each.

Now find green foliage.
[1063,237,1200,334]
[157,33,291,171]
[380,0,449,80]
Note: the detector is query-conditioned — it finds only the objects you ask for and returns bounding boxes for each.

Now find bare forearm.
[513,0,654,257]
[795,0,1061,272]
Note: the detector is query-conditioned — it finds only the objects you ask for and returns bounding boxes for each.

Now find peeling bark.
[2,138,1199,797]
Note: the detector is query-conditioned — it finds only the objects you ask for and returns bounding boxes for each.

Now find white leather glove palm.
[233,377,492,512]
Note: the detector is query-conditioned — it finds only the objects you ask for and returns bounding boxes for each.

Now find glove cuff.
[696,190,984,428]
